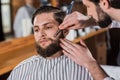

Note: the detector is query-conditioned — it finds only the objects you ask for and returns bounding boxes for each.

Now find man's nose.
[38,30,46,38]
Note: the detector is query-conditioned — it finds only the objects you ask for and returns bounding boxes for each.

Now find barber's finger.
[59,19,80,30]
[63,14,72,21]
[61,39,80,49]
[59,14,72,27]
[60,39,83,56]
[59,20,74,30]
[68,24,81,30]
[64,11,78,21]
[62,50,76,61]
[60,39,77,49]
[60,43,74,54]
[59,14,76,29]
[79,39,87,47]
[63,14,76,21]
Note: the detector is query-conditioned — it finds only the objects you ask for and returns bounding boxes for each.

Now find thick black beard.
[98,15,112,28]
[96,6,112,28]
[36,32,64,58]
[36,40,62,58]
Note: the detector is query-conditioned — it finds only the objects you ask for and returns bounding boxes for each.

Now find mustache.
[37,38,53,44]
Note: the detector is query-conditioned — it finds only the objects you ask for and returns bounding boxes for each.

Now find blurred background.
[0,0,120,80]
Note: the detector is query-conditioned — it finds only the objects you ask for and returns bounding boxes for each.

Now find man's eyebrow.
[33,23,50,28]
[44,22,54,26]
[33,25,39,28]
[33,21,56,28]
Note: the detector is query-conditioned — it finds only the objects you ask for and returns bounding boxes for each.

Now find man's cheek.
[46,30,57,37]
[34,35,39,42]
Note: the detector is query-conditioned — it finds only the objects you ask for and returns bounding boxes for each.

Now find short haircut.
[89,0,120,9]
[32,6,66,25]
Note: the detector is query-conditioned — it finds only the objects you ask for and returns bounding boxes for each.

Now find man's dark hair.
[89,0,120,9]
[32,6,66,24]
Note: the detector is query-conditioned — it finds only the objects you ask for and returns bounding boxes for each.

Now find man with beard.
[7,6,94,80]
[59,0,120,80]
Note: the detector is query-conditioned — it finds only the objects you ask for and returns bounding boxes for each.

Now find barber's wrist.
[84,60,108,79]
[83,60,97,69]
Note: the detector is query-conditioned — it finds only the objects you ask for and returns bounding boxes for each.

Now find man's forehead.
[33,13,56,25]
[37,12,54,18]
[83,0,91,3]
[33,19,59,28]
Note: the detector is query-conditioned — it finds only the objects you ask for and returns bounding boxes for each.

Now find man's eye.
[34,29,39,32]
[45,26,53,30]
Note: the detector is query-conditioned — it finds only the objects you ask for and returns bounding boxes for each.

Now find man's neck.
[108,8,120,22]
[46,51,63,59]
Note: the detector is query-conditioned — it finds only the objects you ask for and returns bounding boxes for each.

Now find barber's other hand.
[60,38,96,67]
[59,11,91,30]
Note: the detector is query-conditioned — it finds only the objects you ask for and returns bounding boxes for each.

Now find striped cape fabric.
[7,55,93,80]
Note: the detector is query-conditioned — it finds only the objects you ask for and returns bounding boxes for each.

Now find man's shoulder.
[17,6,28,13]
[14,55,40,70]
[111,20,120,28]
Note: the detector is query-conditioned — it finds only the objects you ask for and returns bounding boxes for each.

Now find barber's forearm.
[84,61,108,80]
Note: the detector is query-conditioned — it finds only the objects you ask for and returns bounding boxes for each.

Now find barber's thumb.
[79,39,86,47]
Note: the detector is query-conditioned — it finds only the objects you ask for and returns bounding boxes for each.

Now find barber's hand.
[60,38,96,67]
[59,11,92,30]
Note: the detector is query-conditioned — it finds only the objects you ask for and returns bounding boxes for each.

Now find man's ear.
[99,0,111,9]
[63,29,69,36]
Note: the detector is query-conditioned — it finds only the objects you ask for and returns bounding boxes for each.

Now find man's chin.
[98,19,112,28]
[39,44,50,49]
[40,45,47,49]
